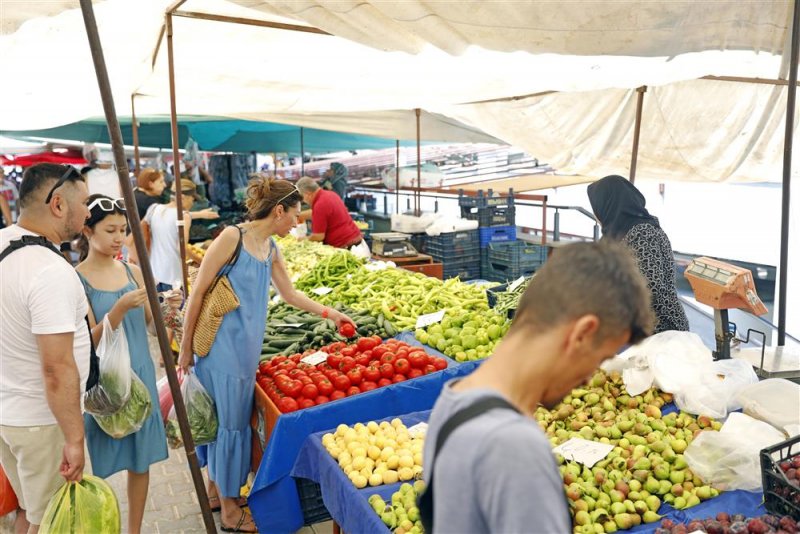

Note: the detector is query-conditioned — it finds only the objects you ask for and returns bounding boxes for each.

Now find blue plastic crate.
[479,226,517,247]
[442,263,482,281]
[458,189,515,209]
[487,241,547,266]
[295,477,331,525]
[427,241,481,262]
[424,229,479,257]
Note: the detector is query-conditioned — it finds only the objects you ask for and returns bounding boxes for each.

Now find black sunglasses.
[44,166,82,205]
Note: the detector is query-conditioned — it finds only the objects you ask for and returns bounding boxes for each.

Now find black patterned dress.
[623,223,690,333]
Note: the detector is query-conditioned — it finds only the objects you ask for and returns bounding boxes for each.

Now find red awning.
[1,150,87,167]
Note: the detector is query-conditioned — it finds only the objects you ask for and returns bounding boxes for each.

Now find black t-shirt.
[134,188,161,220]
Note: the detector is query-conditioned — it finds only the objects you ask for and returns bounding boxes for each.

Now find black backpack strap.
[418,396,520,532]
[1,235,100,391]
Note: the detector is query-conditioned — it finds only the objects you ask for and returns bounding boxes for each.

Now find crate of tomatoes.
[255,336,449,414]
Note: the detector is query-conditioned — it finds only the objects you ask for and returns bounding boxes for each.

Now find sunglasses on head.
[44,166,82,204]
[87,197,126,212]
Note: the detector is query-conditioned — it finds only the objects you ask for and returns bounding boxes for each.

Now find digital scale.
[370,232,419,258]
[684,256,800,380]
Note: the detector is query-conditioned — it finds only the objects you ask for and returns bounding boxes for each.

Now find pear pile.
[535,370,723,533]
[368,481,426,534]
[322,419,424,489]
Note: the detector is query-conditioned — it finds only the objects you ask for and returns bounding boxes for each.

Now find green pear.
[672,496,686,510]
[603,520,618,533]
[669,469,685,485]
[695,485,712,500]
[645,495,661,512]
[674,455,688,470]
[658,480,672,496]
[653,464,670,481]
[643,511,662,523]
[614,513,633,530]
[686,494,701,508]
[574,510,591,526]
[610,502,626,515]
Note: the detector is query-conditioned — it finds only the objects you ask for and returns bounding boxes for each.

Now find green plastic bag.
[39,475,120,533]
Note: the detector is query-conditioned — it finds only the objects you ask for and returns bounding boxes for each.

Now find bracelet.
[322,307,329,319]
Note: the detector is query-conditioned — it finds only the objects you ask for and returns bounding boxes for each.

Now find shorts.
[0,424,66,524]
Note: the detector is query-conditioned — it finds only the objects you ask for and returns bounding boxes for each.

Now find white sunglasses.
[87,197,126,212]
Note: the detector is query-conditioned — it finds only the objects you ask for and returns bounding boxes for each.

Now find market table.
[292,409,432,534]
[247,338,481,534]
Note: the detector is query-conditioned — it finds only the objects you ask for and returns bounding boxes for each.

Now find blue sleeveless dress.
[195,235,274,497]
[78,262,168,478]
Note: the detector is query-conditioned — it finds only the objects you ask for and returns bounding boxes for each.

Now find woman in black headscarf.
[587,175,689,333]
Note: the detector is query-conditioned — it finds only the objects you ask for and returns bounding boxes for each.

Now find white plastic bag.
[737,378,800,435]
[684,412,785,491]
[92,372,152,439]
[165,372,218,449]
[84,316,132,416]
[674,359,759,419]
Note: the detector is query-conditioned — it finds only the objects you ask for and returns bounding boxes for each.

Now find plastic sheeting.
[247,334,481,533]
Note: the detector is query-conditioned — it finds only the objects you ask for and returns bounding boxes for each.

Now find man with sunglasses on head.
[0,163,92,533]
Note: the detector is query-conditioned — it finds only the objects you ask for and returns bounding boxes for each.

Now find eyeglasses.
[44,166,82,204]
[87,197,126,212]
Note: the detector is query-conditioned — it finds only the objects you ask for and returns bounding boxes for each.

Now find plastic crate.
[442,263,482,281]
[486,281,516,319]
[458,188,515,209]
[487,241,547,266]
[424,229,479,250]
[427,241,481,261]
[761,434,800,520]
[295,477,332,525]
[479,226,517,247]
[461,205,515,227]
[484,260,538,283]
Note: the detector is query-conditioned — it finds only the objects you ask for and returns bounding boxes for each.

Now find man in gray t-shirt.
[423,241,656,534]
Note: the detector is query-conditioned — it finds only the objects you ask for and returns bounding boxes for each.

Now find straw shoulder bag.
[192,226,243,357]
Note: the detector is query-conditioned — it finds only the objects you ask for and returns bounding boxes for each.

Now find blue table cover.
[292,410,432,534]
[247,335,481,534]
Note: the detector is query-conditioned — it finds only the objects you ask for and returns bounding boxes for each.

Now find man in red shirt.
[296,177,365,251]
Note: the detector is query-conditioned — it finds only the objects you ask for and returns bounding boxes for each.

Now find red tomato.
[380,352,397,365]
[392,374,407,383]
[327,354,342,369]
[278,360,297,372]
[363,365,381,382]
[272,355,287,365]
[408,351,428,369]
[329,341,346,352]
[370,335,382,345]
[394,358,411,375]
[272,369,287,379]
[377,378,393,388]
[355,354,370,367]
[317,380,334,397]
[333,374,351,391]
[288,368,304,378]
[347,368,363,386]
[341,347,356,357]
[395,348,409,359]
[298,376,313,386]
[346,386,361,397]
[357,337,379,352]
[257,377,270,391]
[408,368,424,379]
[301,383,319,399]
[432,358,448,371]
[277,397,298,413]
[379,363,395,379]
[330,390,346,401]
[373,346,388,358]
[289,354,301,363]
[360,381,377,392]
[286,380,303,398]
[424,364,436,375]
[338,322,356,338]
[299,398,316,409]
[339,356,356,372]
[258,361,271,375]
[361,350,374,361]
[315,395,329,405]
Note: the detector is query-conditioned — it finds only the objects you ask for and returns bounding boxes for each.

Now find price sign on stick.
[415,310,445,329]
[301,351,329,366]
[508,276,526,292]
[274,323,303,328]
[552,438,614,468]
[312,287,334,296]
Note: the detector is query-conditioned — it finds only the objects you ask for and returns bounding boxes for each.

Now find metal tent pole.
[78,3,216,533]
[395,139,400,213]
[166,12,190,294]
[415,109,421,215]
[778,0,800,346]
[131,94,141,176]
[630,86,647,183]
[300,127,305,176]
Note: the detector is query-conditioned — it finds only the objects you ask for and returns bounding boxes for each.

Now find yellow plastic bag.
[39,475,120,533]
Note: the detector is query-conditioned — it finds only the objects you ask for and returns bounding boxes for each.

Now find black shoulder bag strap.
[417,396,521,532]
[0,235,100,390]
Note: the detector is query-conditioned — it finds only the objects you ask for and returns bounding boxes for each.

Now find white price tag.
[407,422,428,438]
[301,351,329,366]
[312,287,334,296]
[415,310,445,329]
[271,295,281,304]
[507,276,526,292]
[552,438,614,468]
[274,323,303,328]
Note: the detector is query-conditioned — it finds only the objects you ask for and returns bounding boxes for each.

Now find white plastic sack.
[684,412,786,491]
[674,358,759,419]
[737,378,800,435]
[349,240,371,259]
[390,212,440,233]
[84,316,132,416]
[425,217,479,236]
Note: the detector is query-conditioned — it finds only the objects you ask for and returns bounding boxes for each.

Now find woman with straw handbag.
[178,175,353,533]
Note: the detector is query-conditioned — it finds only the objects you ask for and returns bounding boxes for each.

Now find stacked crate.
[458,189,517,279]
[424,229,481,280]
[483,240,547,282]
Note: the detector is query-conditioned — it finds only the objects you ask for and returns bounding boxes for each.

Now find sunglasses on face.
[44,166,82,204]
[87,197,126,212]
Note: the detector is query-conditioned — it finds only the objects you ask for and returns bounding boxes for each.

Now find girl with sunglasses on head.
[178,176,354,533]
[75,194,180,534]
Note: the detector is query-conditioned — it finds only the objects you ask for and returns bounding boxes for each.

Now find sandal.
[221,510,257,533]
[209,495,247,513]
